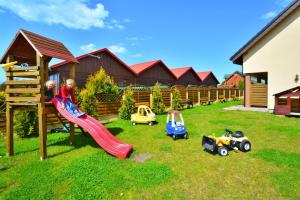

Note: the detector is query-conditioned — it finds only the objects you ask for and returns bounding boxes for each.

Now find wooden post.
[37,54,47,160]
[186,89,189,101]
[208,88,211,102]
[229,89,231,100]
[198,88,200,105]
[245,74,251,107]
[69,63,76,144]
[6,55,13,156]
[150,93,153,109]
[170,92,173,108]
[216,89,219,101]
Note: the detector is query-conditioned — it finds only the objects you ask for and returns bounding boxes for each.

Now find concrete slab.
[224,105,272,113]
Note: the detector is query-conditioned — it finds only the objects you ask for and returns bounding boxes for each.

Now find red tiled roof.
[130,60,177,78]
[197,71,220,84]
[171,67,202,82]
[1,29,78,63]
[197,71,211,81]
[171,67,192,79]
[50,48,136,75]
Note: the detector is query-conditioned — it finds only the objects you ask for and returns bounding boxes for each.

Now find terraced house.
[231,0,300,109]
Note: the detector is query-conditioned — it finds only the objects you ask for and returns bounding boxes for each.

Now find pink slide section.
[51,98,133,159]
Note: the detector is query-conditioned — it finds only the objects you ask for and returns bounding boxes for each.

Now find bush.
[14,110,38,138]
[0,91,5,107]
[172,88,182,110]
[152,82,165,114]
[80,68,119,116]
[238,80,245,90]
[119,86,135,120]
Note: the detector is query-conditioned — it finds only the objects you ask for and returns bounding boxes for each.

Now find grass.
[0,101,299,199]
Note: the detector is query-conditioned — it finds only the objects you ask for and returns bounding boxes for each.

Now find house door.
[250,83,268,107]
[291,98,300,113]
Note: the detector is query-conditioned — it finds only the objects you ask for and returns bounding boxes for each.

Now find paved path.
[224,105,272,113]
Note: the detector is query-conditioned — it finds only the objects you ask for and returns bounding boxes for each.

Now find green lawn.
[0,101,299,200]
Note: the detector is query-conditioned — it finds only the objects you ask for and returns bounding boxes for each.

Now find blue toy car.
[166,110,188,140]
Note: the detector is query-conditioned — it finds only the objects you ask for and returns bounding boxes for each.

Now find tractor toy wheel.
[172,134,177,140]
[218,146,228,156]
[240,140,251,152]
[132,122,136,126]
[148,121,153,126]
[184,133,189,139]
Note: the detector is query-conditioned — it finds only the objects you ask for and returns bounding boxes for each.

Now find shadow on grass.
[107,127,124,136]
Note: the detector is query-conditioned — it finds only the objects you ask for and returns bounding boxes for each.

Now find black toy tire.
[218,146,228,156]
[172,134,177,140]
[184,133,188,139]
[240,140,251,152]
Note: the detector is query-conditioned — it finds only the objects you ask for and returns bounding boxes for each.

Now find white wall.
[243,6,300,109]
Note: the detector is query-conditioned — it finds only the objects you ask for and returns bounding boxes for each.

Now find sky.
[0,0,294,83]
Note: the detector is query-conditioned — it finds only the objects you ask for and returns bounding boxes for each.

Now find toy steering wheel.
[225,129,233,137]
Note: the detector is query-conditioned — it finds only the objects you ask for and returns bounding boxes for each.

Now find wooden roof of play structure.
[274,86,300,98]
[0,29,78,64]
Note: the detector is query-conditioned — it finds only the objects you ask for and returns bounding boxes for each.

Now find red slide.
[51,98,133,159]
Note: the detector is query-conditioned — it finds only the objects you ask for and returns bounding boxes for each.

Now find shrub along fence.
[97,86,244,115]
[0,87,244,131]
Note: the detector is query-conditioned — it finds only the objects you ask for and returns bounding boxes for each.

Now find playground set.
[1,29,132,160]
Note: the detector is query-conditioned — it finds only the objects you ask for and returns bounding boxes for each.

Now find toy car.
[202,129,251,156]
[166,110,188,140]
[131,105,156,126]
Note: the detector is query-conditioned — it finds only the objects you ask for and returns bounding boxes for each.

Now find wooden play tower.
[1,29,78,160]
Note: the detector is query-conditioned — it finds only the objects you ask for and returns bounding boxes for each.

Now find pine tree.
[80,68,119,116]
[172,88,182,110]
[119,86,136,120]
[152,82,165,114]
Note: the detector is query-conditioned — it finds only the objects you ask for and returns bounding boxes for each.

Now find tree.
[151,82,165,114]
[119,86,135,120]
[80,68,119,116]
[238,80,245,90]
[172,88,182,110]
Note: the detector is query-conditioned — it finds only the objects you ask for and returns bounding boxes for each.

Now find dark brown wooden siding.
[50,51,136,88]
[134,63,176,86]
[202,75,219,87]
[174,71,202,86]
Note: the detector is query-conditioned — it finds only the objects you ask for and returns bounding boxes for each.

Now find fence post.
[198,88,200,105]
[170,92,173,108]
[150,93,153,108]
[186,88,188,101]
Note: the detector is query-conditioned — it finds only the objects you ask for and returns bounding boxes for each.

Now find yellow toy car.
[202,129,251,156]
[131,105,156,126]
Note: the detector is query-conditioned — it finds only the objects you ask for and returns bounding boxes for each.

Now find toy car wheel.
[132,122,136,126]
[172,134,177,140]
[148,121,153,126]
[184,133,188,139]
[218,146,228,156]
[240,140,251,152]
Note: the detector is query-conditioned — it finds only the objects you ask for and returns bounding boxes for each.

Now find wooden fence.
[0,87,244,130]
[97,86,244,115]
